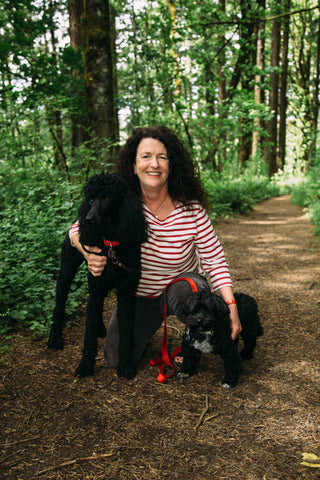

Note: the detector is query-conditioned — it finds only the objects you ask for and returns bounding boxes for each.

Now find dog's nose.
[85,214,96,224]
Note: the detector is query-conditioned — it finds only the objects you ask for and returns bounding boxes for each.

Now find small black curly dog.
[47,172,148,380]
[177,291,263,388]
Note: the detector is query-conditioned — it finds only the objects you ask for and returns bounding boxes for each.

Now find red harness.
[150,277,198,383]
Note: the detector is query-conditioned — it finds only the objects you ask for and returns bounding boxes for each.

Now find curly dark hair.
[116,126,208,208]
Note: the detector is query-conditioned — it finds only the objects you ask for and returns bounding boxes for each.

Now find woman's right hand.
[71,233,107,277]
[84,246,107,277]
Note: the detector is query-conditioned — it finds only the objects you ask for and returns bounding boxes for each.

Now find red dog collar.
[103,240,120,247]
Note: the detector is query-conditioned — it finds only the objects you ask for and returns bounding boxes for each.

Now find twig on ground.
[194,394,209,429]
[0,436,40,447]
[37,452,115,475]
[0,449,25,465]
[204,413,219,423]
[308,281,317,290]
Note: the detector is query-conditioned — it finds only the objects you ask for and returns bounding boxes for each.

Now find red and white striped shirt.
[69,201,232,298]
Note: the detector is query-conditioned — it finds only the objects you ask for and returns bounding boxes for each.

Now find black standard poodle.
[47,172,148,380]
[176,291,263,388]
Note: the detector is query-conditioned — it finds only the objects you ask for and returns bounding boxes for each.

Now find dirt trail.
[1,195,320,480]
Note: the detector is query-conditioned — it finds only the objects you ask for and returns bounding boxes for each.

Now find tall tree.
[237,0,258,167]
[82,0,118,167]
[68,0,88,149]
[264,12,281,176]
[278,0,290,170]
[309,12,320,165]
[252,0,266,157]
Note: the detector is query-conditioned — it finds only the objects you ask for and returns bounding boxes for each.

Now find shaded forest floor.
[1,195,320,479]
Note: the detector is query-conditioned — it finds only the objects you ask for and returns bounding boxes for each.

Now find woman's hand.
[85,246,107,277]
[71,233,107,277]
[228,303,242,340]
[219,286,242,340]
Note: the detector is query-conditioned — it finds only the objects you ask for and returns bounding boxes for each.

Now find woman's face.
[134,138,170,194]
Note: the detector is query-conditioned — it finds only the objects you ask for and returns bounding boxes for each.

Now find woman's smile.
[134,138,169,194]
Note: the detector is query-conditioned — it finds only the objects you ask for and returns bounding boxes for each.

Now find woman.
[69,126,241,369]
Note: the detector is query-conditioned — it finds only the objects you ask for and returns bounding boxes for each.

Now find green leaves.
[202,170,283,220]
[0,167,87,335]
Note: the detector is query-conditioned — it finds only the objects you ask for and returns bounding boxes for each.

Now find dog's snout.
[85,212,96,223]
[85,199,101,224]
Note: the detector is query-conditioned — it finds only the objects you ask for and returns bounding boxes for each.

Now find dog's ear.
[207,293,230,318]
[116,190,148,244]
[180,291,201,315]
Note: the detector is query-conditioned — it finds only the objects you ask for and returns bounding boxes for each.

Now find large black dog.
[47,172,148,379]
[177,291,263,388]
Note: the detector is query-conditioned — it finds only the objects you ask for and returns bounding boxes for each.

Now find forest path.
[1,195,320,480]
[216,194,319,325]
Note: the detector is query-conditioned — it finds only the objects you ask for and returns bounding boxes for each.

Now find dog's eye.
[89,199,94,205]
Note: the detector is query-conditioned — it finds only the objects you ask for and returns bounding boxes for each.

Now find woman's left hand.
[228,303,242,340]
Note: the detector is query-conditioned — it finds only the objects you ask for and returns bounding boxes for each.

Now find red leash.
[150,277,198,383]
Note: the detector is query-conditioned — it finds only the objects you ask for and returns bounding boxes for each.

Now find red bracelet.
[225,299,237,305]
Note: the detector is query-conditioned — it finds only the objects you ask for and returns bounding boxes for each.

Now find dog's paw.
[117,364,137,380]
[221,376,238,388]
[176,372,190,380]
[75,359,95,378]
[220,381,233,389]
[47,332,64,350]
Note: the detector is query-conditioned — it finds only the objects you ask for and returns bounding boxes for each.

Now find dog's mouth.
[184,328,215,353]
[185,325,214,336]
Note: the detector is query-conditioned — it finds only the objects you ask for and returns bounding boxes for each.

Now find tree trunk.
[309,13,320,166]
[278,0,290,170]
[217,0,226,169]
[237,0,257,167]
[82,0,118,167]
[45,0,66,173]
[264,16,281,176]
[68,0,89,149]
[252,0,266,157]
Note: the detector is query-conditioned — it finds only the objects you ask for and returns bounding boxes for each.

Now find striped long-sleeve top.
[69,201,232,298]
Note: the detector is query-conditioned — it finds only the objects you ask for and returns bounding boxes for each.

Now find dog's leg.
[116,288,137,380]
[239,315,263,360]
[48,235,84,350]
[235,293,263,360]
[177,342,202,379]
[217,342,241,388]
[239,331,258,360]
[75,276,105,377]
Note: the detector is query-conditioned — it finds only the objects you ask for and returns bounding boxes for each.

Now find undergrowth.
[201,170,288,220]
[290,167,320,236]
[0,167,88,344]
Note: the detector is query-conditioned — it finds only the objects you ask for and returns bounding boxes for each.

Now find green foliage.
[202,170,282,220]
[0,164,88,337]
[309,202,320,236]
[291,167,320,236]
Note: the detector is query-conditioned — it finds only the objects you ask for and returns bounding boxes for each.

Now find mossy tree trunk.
[82,0,119,168]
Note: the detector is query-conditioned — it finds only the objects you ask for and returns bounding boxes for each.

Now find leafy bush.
[0,169,87,336]
[291,167,320,236]
[201,170,282,220]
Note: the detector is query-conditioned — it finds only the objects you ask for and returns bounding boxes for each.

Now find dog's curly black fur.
[177,291,263,388]
[47,172,148,380]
